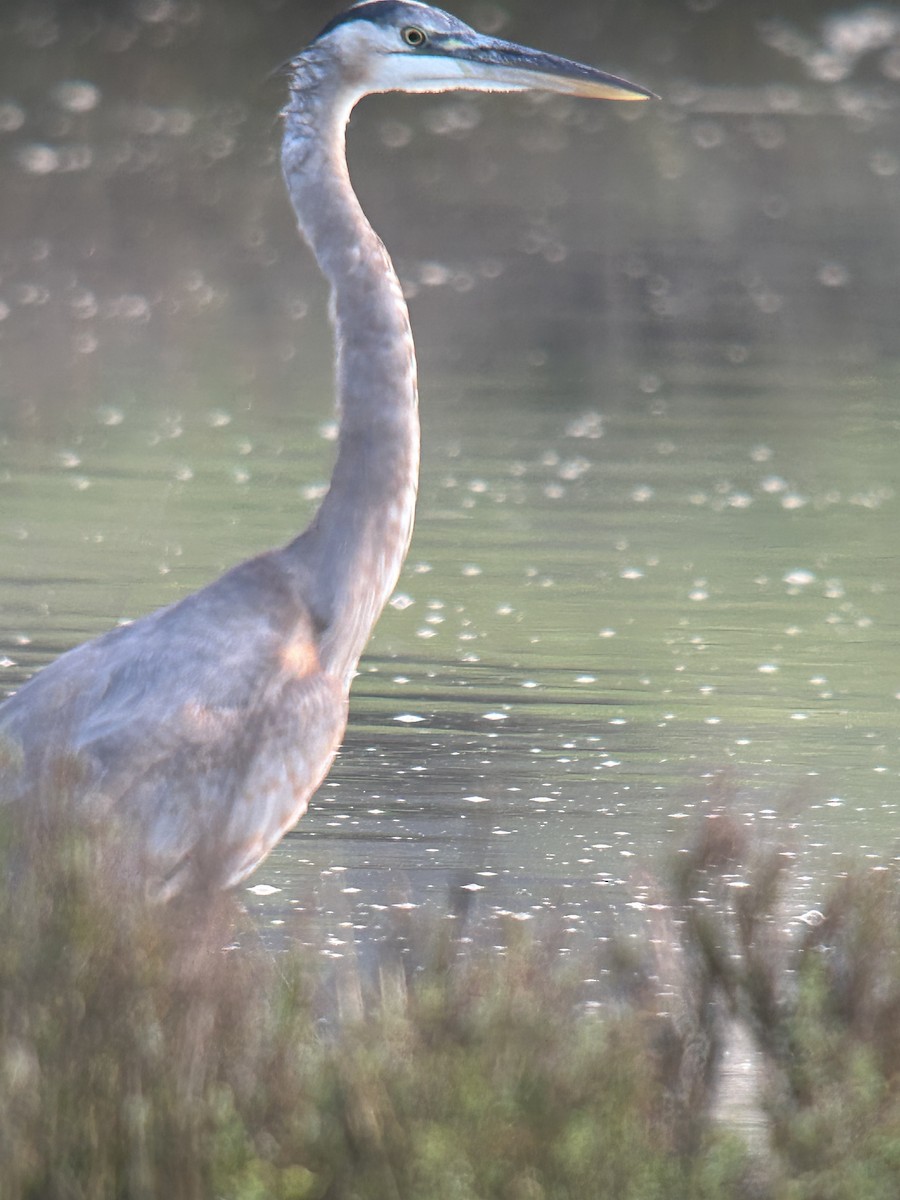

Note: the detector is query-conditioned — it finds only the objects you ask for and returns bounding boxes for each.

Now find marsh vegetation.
[3,806,900,1199]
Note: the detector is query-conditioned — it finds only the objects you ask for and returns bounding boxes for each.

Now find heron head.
[306,1,655,103]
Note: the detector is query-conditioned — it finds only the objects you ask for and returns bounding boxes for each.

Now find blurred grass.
[0,798,745,1200]
[5,801,900,1198]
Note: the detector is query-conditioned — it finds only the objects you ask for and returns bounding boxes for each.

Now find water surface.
[0,0,898,938]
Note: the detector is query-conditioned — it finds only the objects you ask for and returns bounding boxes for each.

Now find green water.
[0,0,898,931]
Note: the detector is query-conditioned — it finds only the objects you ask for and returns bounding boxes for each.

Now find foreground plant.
[0,802,755,1200]
[6,798,900,1199]
[652,812,900,1200]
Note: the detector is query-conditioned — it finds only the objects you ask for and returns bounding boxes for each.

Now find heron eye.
[401,26,428,47]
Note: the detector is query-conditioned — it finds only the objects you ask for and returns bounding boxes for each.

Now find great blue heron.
[0,2,653,899]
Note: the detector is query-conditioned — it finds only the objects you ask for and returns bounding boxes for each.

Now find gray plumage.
[0,2,652,899]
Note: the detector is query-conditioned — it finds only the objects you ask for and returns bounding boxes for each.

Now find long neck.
[281,65,419,684]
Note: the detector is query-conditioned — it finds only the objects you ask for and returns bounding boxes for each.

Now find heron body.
[0,2,652,899]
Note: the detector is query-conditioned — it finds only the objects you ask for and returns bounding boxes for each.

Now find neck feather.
[281,60,420,684]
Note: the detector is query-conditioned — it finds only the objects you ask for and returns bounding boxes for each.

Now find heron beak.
[438,34,657,102]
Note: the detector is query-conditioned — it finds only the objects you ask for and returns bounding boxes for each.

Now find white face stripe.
[364,51,533,94]
[322,18,651,104]
[324,22,512,100]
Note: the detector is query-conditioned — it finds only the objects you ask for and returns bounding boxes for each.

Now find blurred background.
[1,0,899,927]
[4,0,900,432]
